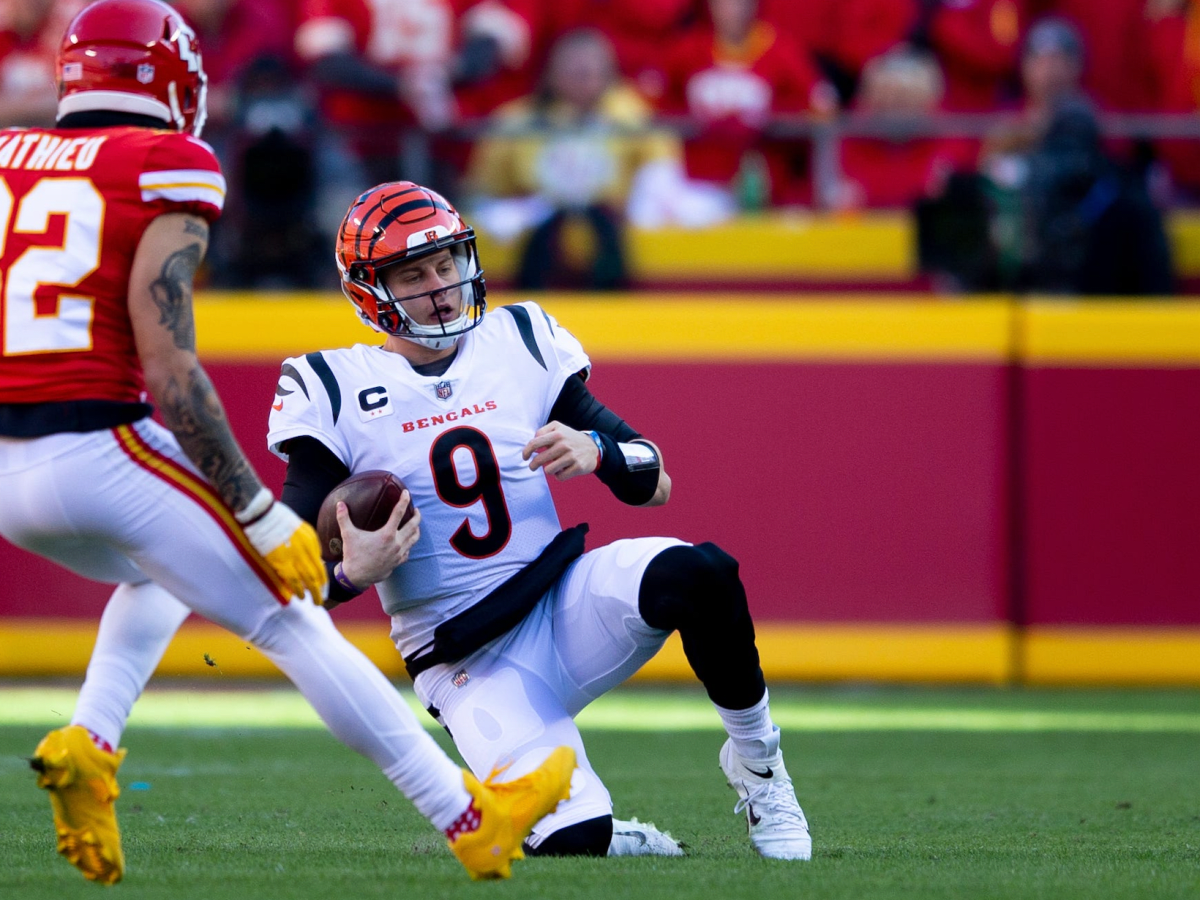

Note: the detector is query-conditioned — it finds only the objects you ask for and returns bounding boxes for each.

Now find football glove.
[240,495,328,602]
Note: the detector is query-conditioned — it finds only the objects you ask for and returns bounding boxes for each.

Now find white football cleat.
[718,738,812,860]
[608,817,685,857]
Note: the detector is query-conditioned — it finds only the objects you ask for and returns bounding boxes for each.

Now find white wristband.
[234,487,273,525]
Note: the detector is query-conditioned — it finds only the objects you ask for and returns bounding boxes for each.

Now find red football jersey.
[0,127,225,405]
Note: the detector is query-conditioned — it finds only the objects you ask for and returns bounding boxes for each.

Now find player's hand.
[522,422,599,481]
[338,490,421,587]
[242,501,328,601]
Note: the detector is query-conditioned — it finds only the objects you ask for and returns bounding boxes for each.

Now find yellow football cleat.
[448,746,576,880]
[30,725,127,886]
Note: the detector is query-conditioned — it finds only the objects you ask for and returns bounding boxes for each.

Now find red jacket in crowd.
[660,17,827,203]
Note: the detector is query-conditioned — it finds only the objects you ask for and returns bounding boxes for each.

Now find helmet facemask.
[347,232,487,351]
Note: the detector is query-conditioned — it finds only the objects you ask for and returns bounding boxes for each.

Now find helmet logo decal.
[173,23,200,73]
[62,63,83,81]
[408,224,449,247]
[136,64,155,84]
[435,381,453,400]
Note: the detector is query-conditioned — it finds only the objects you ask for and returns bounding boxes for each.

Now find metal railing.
[213,109,1200,211]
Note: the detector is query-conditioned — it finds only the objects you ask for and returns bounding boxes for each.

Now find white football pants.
[410,536,686,844]
[0,419,469,828]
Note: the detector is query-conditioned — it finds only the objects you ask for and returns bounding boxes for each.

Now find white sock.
[715,690,781,763]
[247,600,470,829]
[71,581,189,748]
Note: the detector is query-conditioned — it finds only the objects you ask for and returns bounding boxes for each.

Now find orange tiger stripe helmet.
[336,181,486,350]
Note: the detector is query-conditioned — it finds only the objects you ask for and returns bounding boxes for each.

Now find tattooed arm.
[128,213,263,514]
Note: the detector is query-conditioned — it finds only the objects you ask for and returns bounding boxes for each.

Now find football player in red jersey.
[0,0,572,885]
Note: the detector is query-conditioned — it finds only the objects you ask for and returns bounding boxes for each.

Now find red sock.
[444,799,483,841]
[85,730,114,754]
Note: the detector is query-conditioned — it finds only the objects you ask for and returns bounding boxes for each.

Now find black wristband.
[593,431,660,505]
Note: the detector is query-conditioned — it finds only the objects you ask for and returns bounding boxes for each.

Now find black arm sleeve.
[548,372,641,442]
[280,436,361,607]
[548,373,660,505]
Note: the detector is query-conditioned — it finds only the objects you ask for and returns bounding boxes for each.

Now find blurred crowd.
[3,0,1197,293]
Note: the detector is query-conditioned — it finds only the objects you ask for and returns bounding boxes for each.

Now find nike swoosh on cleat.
[746,766,773,778]
[747,804,761,826]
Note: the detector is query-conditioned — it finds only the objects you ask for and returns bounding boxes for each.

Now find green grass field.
[2,683,1198,900]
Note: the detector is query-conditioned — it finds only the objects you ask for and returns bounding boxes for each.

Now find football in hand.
[316,470,413,562]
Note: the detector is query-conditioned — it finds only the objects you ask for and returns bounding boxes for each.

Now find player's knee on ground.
[523,815,613,857]
[638,543,765,710]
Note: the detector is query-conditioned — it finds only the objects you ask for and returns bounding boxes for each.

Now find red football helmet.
[337,182,487,351]
[56,0,208,136]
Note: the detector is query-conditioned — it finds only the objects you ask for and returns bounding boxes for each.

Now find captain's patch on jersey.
[357,385,393,421]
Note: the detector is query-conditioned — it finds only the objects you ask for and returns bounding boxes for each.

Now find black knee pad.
[638,542,744,632]
[523,814,613,857]
[638,542,765,711]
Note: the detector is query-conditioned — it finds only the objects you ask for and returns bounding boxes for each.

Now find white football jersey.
[267,302,590,658]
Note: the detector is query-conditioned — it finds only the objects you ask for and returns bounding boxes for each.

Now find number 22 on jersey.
[0,175,103,356]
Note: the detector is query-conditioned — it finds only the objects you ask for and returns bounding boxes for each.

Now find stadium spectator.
[293,0,537,186]
[1030,0,1157,110]
[207,55,335,288]
[532,0,696,100]
[907,0,1025,111]
[835,48,976,209]
[271,179,813,861]
[659,0,837,214]
[765,0,914,106]
[979,16,1088,189]
[170,0,320,288]
[0,0,84,127]
[1143,0,1200,199]
[927,19,1093,291]
[171,0,293,129]
[465,28,682,288]
[1020,98,1175,293]
[1,0,573,885]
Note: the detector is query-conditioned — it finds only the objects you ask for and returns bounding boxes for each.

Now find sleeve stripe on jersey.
[305,351,342,425]
[499,305,548,370]
[139,169,227,208]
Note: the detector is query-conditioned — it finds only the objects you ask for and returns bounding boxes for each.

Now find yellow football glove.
[238,491,328,601]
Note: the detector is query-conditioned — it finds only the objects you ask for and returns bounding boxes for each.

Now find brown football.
[316,470,413,562]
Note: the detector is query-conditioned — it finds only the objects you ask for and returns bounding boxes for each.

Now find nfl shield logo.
[137,63,155,84]
[435,380,453,400]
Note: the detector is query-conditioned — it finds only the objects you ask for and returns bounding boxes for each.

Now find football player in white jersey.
[267,181,812,861]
